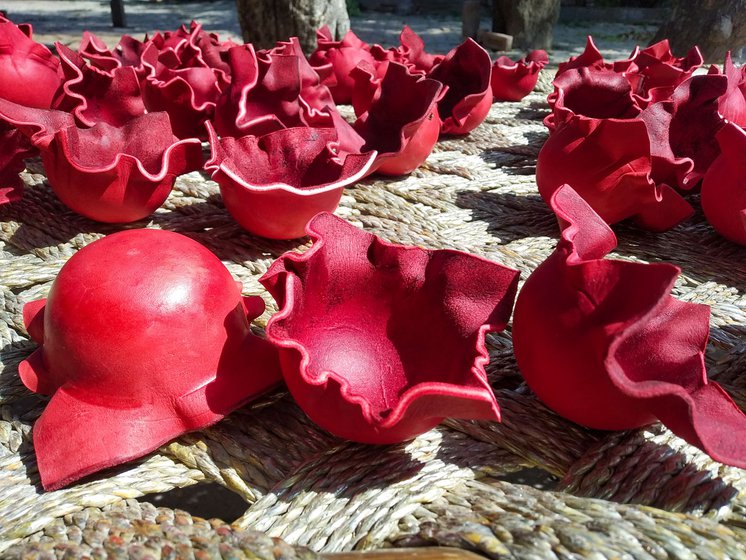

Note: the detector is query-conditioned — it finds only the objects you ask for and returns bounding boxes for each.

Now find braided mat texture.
[2,73,746,559]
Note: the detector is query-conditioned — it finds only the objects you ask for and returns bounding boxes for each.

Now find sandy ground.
[3,0,658,62]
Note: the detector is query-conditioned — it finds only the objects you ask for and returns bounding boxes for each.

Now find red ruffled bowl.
[52,44,146,128]
[708,52,746,128]
[214,43,335,139]
[309,26,376,104]
[350,61,444,176]
[0,16,61,109]
[260,212,520,444]
[701,122,746,245]
[205,123,375,239]
[429,39,493,135]
[512,185,746,468]
[41,112,203,222]
[491,50,548,102]
[536,114,693,231]
[0,15,61,204]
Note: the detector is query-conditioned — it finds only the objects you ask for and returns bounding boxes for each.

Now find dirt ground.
[4,0,657,62]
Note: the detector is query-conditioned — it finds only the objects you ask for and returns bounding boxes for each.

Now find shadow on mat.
[455,189,558,244]
[457,187,746,294]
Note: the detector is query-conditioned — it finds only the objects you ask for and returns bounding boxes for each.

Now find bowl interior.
[284,275,480,420]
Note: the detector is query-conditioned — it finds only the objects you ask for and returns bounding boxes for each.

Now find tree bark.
[235,0,350,53]
[492,0,561,50]
[652,0,746,62]
[110,0,126,28]
[462,0,481,41]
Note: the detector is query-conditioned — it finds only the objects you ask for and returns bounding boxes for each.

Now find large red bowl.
[260,212,520,444]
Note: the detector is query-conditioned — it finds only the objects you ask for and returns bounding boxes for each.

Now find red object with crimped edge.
[536,114,693,231]
[708,52,746,128]
[429,38,493,135]
[491,50,548,102]
[349,61,445,176]
[309,26,376,105]
[20,229,283,491]
[0,15,61,205]
[260,212,520,444]
[512,184,746,469]
[205,122,375,239]
[701,123,746,245]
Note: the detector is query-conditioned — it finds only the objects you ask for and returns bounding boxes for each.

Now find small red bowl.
[205,122,375,239]
[701,122,746,245]
[20,229,282,490]
[42,112,203,223]
[350,61,444,176]
[491,50,548,102]
[429,39,493,135]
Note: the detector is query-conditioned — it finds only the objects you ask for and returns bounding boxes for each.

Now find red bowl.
[205,123,375,239]
[20,229,282,490]
[512,185,746,468]
[260,212,520,444]
[41,112,203,223]
[701,123,746,245]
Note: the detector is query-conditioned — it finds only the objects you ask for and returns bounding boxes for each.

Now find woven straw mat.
[1,72,746,559]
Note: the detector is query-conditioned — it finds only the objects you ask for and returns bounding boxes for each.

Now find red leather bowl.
[260,212,520,444]
[205,122,375,239]
[491,50,548,102]
[512,185,746,469]
[701,123,746,245]
[20,229,282,490]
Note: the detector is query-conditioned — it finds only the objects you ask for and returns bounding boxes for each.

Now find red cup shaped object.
[205,122,376,239]
[143,22,234,84]
[549,66,641,123]
[19,229,283,490]
[214,44,310,138]
[173,21,235,79]
[640,74,727,190]
[551,37,699,108]
[52,44,146,128]
[78,32,150,79]
[536,115,693,231]
[701,123,746,245]
[260,212,520,444]
[491,50,548,102]
[625,40,702,104]
[554,36,628,77]
[512,185,746,468]
[267,37,337,118]
[0,16,60,202]
[350,61,445,176]
[429,39,493,135]
[309,26,377,104]
[0,123,36,205]
[708,52,746,128]
[0,17,61,109]
[78,31,122,73]
[41,111,203,223]
[396,26,444,75]
[140,41,224,140]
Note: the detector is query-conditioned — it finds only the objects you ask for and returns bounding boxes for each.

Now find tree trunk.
[652,0,746,62]
[462,0,481,41]
[492,0,561,51]
[235,0,350,53]
[110,0,126,28]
